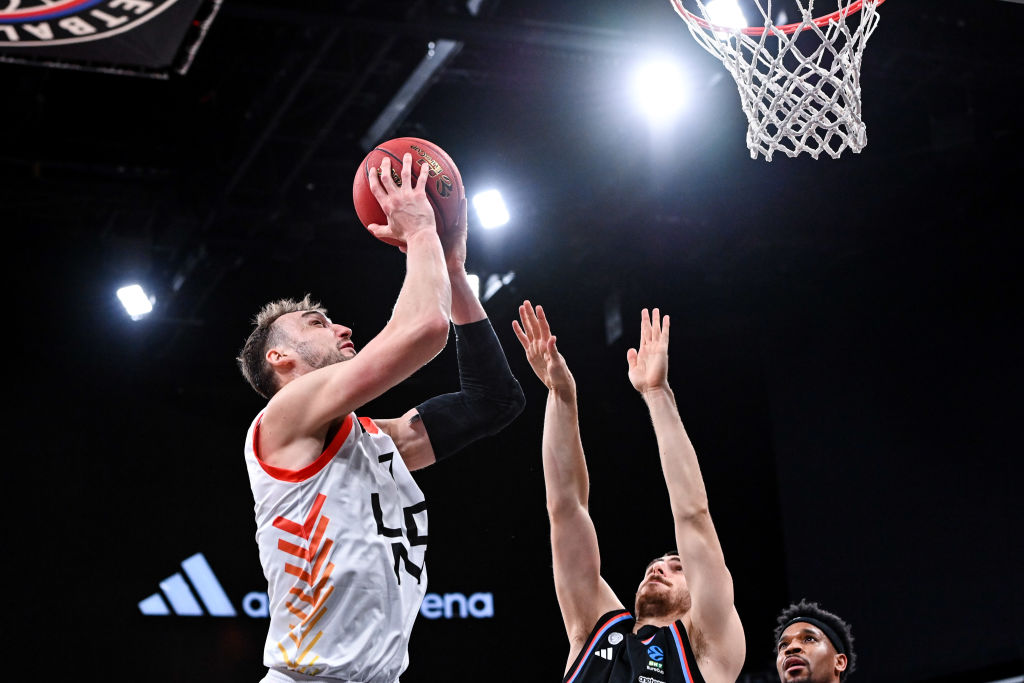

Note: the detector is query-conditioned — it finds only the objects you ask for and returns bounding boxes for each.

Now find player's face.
[276,310,356,370]
[775,623,847,683]
[634,554,691,620]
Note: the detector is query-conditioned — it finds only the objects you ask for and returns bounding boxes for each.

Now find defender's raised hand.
[626,308,670,395]
[512,300,575,395]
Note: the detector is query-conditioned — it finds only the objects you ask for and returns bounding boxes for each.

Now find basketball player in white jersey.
[237,154,524,682]
[513,302,745,683]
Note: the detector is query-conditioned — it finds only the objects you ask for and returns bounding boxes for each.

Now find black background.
[6,1,1022,681]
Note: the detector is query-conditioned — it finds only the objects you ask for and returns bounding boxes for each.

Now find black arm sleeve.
[415,318,526,461]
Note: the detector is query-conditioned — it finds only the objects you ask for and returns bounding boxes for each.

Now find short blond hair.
[236,294,327,398]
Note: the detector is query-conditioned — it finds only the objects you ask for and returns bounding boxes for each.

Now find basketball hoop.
[669,0,886,160]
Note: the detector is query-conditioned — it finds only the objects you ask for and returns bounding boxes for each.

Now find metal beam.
[360,38,462,150]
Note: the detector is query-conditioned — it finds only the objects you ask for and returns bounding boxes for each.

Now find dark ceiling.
[7,2,1022,682]
[7,1,1020,365]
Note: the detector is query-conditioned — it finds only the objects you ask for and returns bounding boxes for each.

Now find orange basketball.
[352,137,464,247]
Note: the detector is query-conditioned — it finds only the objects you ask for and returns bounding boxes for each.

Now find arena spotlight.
[472,189,510,229]
[630,58,688,126]
[117,284,154,321]
[466,273,481,299]
[705,0,748,33]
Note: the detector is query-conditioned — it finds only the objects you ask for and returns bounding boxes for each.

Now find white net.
[670,0,884,160]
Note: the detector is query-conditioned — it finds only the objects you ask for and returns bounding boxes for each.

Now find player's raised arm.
[513,301,623,670]
[257,154,451,469]
[376,196,526,471]
[628,308,746,681]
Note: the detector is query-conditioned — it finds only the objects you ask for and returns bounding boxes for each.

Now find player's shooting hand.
[512,300,575,394]
[627,308,670,395]
[367,153,436,246]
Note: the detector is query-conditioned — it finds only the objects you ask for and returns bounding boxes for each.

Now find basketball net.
[669,0,885,160]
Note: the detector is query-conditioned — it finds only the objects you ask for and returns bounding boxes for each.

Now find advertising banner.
[0,0,221,77]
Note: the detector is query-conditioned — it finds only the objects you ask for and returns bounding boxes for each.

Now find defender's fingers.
[641,308,652,343]
[520,300,539,337]
[512,320,530,348]
[536,305,552,338]
[661,315,670,344]
[626,347,638,367]
[517,305,535,341]
[651,308,661,338]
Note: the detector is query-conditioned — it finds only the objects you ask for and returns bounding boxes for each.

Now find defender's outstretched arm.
[514,301,622,672]
[628,309,746,681]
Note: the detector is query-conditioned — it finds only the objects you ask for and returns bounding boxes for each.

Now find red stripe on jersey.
[566,611,632,683]
[253,413,355,482]
[671,622,695,683]
[273,493,327,540]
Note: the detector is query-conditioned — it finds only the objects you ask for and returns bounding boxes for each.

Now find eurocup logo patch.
[0,0,183,46]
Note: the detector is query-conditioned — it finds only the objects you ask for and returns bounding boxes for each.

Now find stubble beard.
[781,661,832,683]
[635,583,691,621]
[782,669,817,683]
[295,341,353,369]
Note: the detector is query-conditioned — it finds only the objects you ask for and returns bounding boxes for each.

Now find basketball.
[352,137,464,247]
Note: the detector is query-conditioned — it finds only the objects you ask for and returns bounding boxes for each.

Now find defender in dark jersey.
[774,601,856,683]
[513,303,746,683]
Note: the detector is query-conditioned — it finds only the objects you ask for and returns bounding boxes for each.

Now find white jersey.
[244,410,428,682]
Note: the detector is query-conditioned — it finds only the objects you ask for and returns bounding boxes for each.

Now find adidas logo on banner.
[595,647,614,660]
[139,551,496,620]
[138,553,237,617]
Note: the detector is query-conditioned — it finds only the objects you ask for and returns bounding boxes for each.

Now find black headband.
[783,616,846,655]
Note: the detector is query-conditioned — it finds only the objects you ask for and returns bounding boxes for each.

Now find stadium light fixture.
[630,58,688,127]
[117,284,154,321]
[705,0,748,30]
[472,189,510,229]
[466,273,481,299]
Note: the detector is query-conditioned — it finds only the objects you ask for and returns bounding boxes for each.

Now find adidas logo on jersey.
[594,647,615,660]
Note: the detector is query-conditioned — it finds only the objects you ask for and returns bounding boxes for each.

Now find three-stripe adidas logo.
[138,552,236,616]
[595,647,614,660]
[139,552,498,619]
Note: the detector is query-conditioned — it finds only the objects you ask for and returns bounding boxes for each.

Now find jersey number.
[371,452,427,584]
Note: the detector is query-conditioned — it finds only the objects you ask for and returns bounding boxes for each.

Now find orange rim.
[670,0,886,37]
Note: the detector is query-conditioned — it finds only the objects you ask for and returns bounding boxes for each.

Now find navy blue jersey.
[562,610,707,683]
